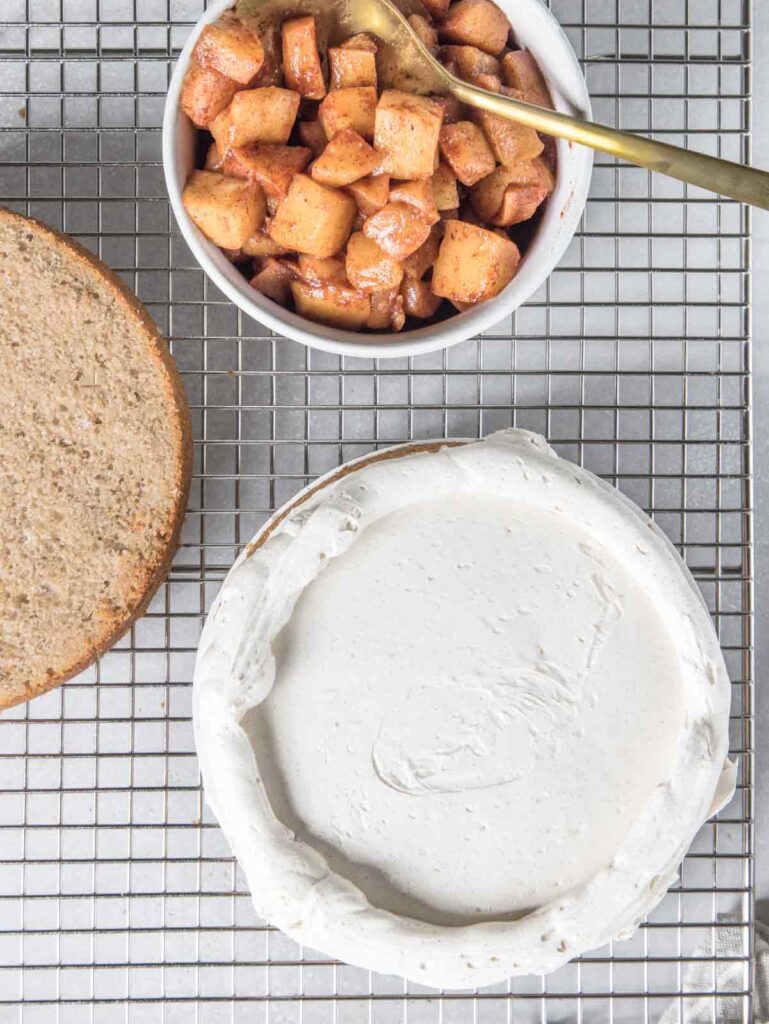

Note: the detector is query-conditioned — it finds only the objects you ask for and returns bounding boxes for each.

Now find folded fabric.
[659,915,766,1024]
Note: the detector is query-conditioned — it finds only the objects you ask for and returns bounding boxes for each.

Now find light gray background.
[752,0,767,924]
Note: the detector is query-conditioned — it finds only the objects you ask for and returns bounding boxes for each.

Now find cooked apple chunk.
[401,223,442,279]
[367,286,406,330]
[432,162,459,210]
[298,120,327,157]
[346,232,404,292]
[469,161,549,225]
[408,14,438,50]
[181,62,239,128]
[223,144,311,200]
[194,13,265,85]
[251,256,296,305]
[210,87,300,150]
[310,129,381,188]
[205,142,223,171]
[389,179,440,224]
[438,121,495,186]
[439,44,500,80]
[346,173,390,216]
[269,174,357,258]
[402,277,443,318]
[339,33,378,52]
[432,219,520,303]
[421,0,450,18]
[297,254,348,285]
[374,90,444,180]
[501,50,553,108]
[319,87,377,140]
[182,170,266,249]
[242,230,288,258]
[439,0,511,55]
[328,46,377,90]
[362,201,433,261]
[281,16,326,100]
[472,106,544,166]
[291,280,371,328]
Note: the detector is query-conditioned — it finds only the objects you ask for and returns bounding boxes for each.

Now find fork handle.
[453,79,769,211]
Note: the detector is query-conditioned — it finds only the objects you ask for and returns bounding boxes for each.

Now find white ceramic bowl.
[163,0,593,359]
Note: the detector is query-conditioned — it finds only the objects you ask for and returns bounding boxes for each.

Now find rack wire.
[0,0,754,1021]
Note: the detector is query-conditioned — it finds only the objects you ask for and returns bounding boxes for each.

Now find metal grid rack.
[0,0,754,1021]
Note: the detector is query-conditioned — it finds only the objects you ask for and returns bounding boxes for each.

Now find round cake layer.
[194,431,734,988]
[0,209,191,708]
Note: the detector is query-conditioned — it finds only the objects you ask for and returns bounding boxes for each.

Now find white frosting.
[193,430,735,988]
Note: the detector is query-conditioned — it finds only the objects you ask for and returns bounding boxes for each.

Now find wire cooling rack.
[0,0,754,1021]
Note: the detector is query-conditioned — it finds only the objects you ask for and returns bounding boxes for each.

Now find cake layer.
[194,430,734,988]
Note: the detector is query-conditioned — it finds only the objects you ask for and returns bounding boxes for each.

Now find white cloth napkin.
[659,916,767,1023]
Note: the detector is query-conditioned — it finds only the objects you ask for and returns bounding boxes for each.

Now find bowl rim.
[162,0,593,359]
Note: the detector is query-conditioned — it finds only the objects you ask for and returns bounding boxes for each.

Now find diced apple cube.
[339,33,378,52]
[366,287,405,330]
[439,45,500,80]
[541,134,557,173]
[389,179,439,224]
[439,0,511,55]
[205,142,223,171]
[408,14,438,51]
[420,0,450,19]
[181,61,239,128]
[223,144,311,200]
[469,164,548,225]
[374,90,444,180]
[319,86,377,140]
[182,170,266,249]
[434,93,468,124]
[298,119,327,157]
[251,23,284,87]
[402,222,442,279]
[242,230,289,257]
[470,72,502,92]
[194,13,265,85]
[310,129,381,187]
[501,50,553,108]
[269,174,357,257]
[534,156,556,194]
[291,280,371,329]
[281,16,326,100]
[431,219,520,303]
[345,173,390,216]
[432,162,459,210]
[346,231,404,292]
[328,46,377,89]
[251,256,296,305]
[401,277,443,318]
[472,107,544,166]
[298,254,348,285]
[362,201,433,261]
[438,121,495,186]
[210,87,300,150]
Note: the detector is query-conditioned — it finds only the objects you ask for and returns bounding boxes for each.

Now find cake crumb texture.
[0,208,191,709]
